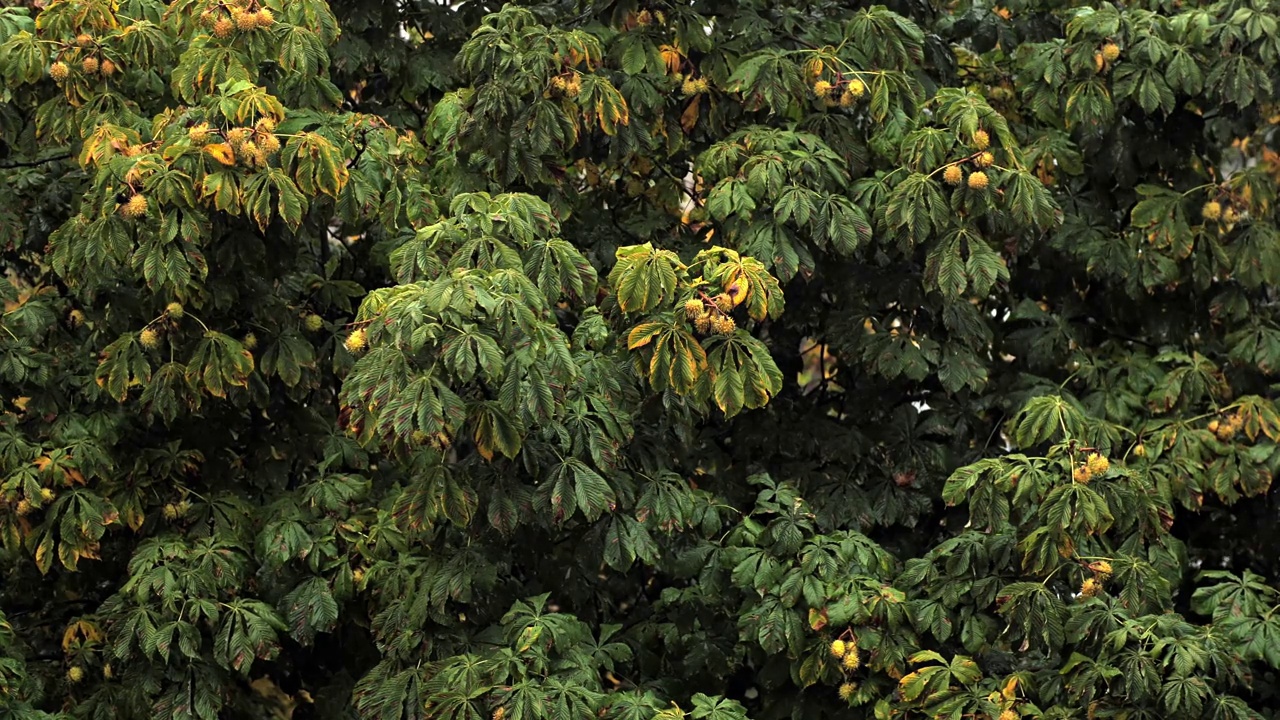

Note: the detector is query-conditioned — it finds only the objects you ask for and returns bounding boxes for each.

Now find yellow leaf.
[474,428,495,462]
[203,143,237,166]
[659,43,683,75]
[726,274,749,308]
[680,98,700,133]
[1002,676,1018,700]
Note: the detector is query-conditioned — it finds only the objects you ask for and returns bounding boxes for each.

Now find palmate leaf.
[471,401,523,461]
[524,237,597,303]
[576,74,629,135]
[542,458,615,523]
[996,582,1066,650]
[1005,171,1059,229]
[706,333,783,418]
[694,248,785,321]
[1039,483,1114,536]
[1011,395,1089,447]
[95,334,153,402]
[0,30,46,84]
[932,88,1016,148]
[283,132,350,198]
[280,0,342,44]
[171,40,253,102]
[774,185,816,227]
[281,576,339,644]
[813,194,871,255]
[185,332,254,398]
[941,458,1005,507]
[609,244,681,314]
[213,599,286,674]
[726,49,804,112]
[602,514,658,571]
[884,172,948,246]
[260,332,317,387]
[627,319,708,395]
[278,25,330,76]
[1191,569,1277,621]
[688,695,748,720]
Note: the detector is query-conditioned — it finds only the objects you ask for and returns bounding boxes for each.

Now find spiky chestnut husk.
[188,123,212,144]
[122,194,149,218]
[829,639,846,657]
[258,133,282,155]
[694,313,712,334]
[234,8,258,30]
[975,151,995,168]
[166,302,184,319]
[684,298,704,319]
[304,314,324,332]
[1101,43,1121,62]
[49,61,70,81]
[100,59,117,76]
[68,667,85,683]
[255,8,274,26]
[243,333,258,350]
[213,18,234,37]
[1085,453,1109,476]
[345,328,368,353]
[140,327,161,349]
[710,314,736,335]
[81,56,99,74]
[226,127,251,148]
[846,79,865,98]
[838,683,855,701]
[240,140,260,165]
[972,129,990,150]
[1080,577,1101,598]
[812,80,832,98]
[967,171,989,190]
[1202,201,1222,221]
[943,165,963,185]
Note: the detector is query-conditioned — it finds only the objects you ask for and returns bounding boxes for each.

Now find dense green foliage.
[5,0,1280,718]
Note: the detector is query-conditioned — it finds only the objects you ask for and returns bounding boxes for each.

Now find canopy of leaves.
[3,0,1280,719]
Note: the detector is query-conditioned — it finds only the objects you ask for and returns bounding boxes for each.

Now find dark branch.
[0,153,72,170]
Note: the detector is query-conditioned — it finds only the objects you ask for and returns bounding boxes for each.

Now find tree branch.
[0,153,72,170]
